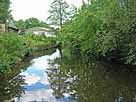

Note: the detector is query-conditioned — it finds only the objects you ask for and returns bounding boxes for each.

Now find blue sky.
[10,0,85,21]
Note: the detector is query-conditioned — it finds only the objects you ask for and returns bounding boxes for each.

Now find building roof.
[26,27,55,32]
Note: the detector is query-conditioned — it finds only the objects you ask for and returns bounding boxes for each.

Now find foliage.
[48,0,76,27]
[0,0,10,23]
[0,32,56,74]
[22,34,56,48]
[0,32,26,73]
[58,0,136,64]
[14,19,26,29]
[24,18,50,29]
[15,17,50,29]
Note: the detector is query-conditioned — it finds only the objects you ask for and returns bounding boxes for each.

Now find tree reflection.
[47,63,74,99]
[47,57,136,102]
[0,75,26,101]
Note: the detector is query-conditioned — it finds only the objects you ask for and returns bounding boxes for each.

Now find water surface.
[1,49,136,102]
[14,49,72,102]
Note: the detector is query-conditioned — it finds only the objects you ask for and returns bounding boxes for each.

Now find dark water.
[1,49,136,102]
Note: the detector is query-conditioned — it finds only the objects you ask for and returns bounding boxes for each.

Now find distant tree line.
[15,17,50,29]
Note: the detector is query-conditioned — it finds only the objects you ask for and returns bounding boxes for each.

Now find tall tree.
[0,0,10,23]
[48,0,70,28]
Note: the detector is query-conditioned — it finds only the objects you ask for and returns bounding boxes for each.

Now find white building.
[26,27,55,37]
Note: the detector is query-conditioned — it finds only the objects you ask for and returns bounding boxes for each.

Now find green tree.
[25,18,41,28]
[25,18,50,29]
[15,18,50,29]
[58,0,136,64]
[15,20,26,29]
[0,0,10,23]
[48,0,71,28]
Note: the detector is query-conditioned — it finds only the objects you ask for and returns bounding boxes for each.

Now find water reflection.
[48,57,136,102]
[1,49,136,102]
[0,75,25,102]
[15,49,72,102]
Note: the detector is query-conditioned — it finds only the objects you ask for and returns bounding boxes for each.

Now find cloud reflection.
[16,89,56,102]
[15,49,70,102]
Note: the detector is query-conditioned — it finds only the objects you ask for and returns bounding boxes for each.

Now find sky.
[10,0,84,21]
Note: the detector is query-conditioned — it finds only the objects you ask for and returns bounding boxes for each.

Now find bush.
[59,0,136,65]
[0,32,26,73]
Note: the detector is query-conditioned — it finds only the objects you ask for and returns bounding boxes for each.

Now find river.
[1,49,136,102]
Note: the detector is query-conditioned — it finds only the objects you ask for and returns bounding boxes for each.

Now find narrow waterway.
[13,49,72,102]
[1,49,136,102]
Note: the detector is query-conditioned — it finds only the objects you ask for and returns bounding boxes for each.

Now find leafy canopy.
[48,0,76,28]
[58,0,136,64]
[15,17,50,29]
[0,0,10,23]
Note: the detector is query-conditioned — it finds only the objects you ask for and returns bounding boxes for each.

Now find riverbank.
[0,32,56,77]
[0,48,58,102]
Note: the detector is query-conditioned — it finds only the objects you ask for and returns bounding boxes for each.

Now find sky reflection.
[15,49,71,102]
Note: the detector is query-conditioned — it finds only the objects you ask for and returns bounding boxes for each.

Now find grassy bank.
[0,32,56,75]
